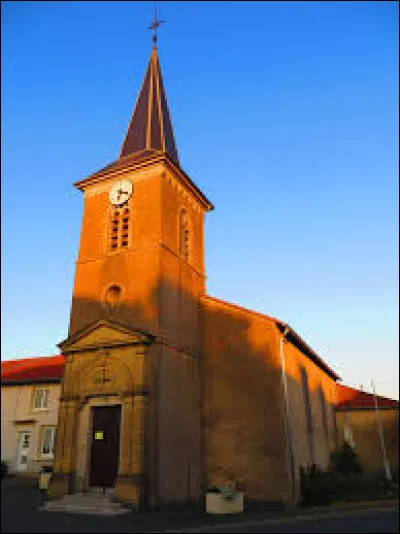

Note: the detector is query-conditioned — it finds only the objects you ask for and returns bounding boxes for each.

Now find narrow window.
[300,366,314,464]
[179,209,189,261]
[319,387,329,442]
[40,426,57,457]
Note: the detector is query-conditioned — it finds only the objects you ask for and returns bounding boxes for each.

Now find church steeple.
[119,45,179,165]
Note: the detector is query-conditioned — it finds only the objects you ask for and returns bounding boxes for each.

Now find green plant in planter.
[218,486,236,501]
[206,486,237,501]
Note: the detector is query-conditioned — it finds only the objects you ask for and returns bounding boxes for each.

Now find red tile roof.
[1,355,65,383]
[337,383,399,409]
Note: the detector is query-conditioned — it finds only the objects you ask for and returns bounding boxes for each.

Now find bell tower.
[49,29,213,508]
[68,44,213,343]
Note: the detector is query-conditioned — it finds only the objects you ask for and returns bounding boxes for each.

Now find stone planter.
[205,492,244,514]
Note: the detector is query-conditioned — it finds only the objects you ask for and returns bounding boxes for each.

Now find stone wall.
[336,408,399,477]
[200,295,338,506]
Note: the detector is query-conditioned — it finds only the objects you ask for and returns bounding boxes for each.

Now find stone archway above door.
[48,319,154,502]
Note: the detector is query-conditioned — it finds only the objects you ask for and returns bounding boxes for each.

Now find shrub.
[330,441,363,475]
[299,464,336,506]
[299,451,398,507]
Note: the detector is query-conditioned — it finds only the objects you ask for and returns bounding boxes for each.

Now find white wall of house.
[1,382,61,474]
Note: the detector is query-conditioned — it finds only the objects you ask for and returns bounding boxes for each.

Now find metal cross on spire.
[149,5,165,47]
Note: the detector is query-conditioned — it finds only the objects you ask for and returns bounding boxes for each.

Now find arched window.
[300,366,315,464]
[319,386,329,442]
[179,209,189,261]
[103,284,122,314]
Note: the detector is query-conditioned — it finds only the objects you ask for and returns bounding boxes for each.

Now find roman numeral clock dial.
[109,180,133,207]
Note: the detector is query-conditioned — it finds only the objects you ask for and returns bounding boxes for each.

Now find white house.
[1,356,63,474]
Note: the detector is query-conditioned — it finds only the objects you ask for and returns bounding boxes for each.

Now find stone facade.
[48,155,209,509]
[200,295,338,506]
[45,41,343,508]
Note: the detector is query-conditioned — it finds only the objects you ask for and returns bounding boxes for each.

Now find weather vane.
[149,5,165,46]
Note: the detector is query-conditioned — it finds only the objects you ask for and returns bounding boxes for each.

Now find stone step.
[43,499,122,508]
[39,494,131,516]
[40,504,130,516]
[61,493,116,502]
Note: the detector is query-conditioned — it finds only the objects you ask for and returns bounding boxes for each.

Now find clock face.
[109,180,133,206]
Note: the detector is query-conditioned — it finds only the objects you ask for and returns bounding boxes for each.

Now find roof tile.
[1,355,65,383]
[337,383,399,409]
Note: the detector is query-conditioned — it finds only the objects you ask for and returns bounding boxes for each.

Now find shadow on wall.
[336,409,399,478]
[61,275,338,505]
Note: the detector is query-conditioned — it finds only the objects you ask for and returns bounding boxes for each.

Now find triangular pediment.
[58,319,154,354]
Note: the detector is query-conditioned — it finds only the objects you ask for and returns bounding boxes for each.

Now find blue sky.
[1,1,398,400]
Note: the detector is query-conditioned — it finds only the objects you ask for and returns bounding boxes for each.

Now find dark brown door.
[89,405,121,487]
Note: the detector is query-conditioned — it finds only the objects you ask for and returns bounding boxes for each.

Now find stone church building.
[44,42,343,509]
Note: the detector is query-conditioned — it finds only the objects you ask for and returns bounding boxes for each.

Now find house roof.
[1,355,65,384]
[202,295,340,381]
[336,383,399,410]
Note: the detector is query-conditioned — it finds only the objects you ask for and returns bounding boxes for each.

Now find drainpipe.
[371,379,392,482]
[279,324,296,507]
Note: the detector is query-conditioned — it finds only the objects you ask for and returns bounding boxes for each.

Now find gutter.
[278,324,296,507]
[1,378,62,386]
[276,323,340,382]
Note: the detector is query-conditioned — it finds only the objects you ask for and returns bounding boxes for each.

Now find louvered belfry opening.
[110,206,130,251]
[119,46,179,165]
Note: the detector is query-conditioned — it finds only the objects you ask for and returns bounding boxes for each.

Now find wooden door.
[89,405,121,487]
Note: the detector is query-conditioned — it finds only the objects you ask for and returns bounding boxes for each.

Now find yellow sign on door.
[94,431,104,440]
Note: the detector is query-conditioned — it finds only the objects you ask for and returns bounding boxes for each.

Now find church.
[3,27,396,510]
[44,34,340,509]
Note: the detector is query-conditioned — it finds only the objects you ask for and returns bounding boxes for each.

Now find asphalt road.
[1,477,398,534]
[159,509,399,533]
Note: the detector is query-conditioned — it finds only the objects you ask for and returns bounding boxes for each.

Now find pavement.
[145,500,399,533]
[152,501,399,533]
[1,475,399,533]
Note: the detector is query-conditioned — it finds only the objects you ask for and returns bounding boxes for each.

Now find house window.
[32,388,49,410]
[40,426,57,457]
[179,209,189,261]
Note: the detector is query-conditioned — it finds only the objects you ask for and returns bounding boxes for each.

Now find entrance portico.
[47,319,154,509]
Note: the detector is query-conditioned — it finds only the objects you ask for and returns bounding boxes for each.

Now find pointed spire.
[119,46,179,165]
